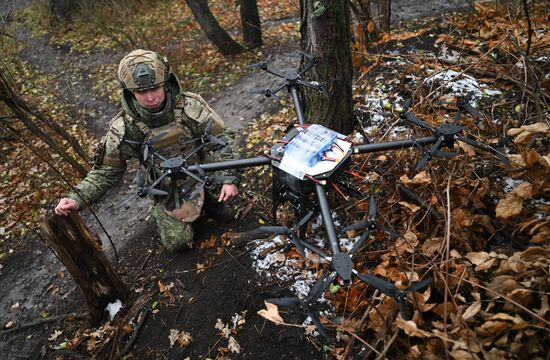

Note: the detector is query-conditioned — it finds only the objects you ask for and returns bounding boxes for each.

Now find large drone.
[122,53,509,337]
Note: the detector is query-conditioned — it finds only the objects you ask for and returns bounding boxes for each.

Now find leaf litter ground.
[1,1,549,359]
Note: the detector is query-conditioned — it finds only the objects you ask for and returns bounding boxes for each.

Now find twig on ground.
[443,174,452,360]
[114,310,148,360]
[335,323,385,359]
[374,329,399,360]
[2,312,87,334]
[139,250,154,271]
[440,270,550,327]
[174,247,256,274]
[224,248,249,272]
[341,291,380,359]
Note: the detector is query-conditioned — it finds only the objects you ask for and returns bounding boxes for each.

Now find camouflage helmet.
[117,49,170,91]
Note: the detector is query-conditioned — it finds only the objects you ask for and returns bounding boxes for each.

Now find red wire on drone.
[305,174,321,183]
[265,154,282,162]
[338,136,354,144]
[332,142,344,153]
[332,182,349,201]
[344,169,365,180]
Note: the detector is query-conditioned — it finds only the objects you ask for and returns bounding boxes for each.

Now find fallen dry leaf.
[158,280,175,293]
[196,263,206,273]
[394,317,429,338]
[49,330,63,341]
[462,301,481,320]
[399,201,421,213]
[228,336,241,354]
[257,301,284,325]
[495,182,533,218]
[400,171,432,186]
[168,329,192,348]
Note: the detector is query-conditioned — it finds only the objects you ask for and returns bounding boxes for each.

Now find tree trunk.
[40,213,129,325]
[349,0,377,47]
[300,0,354,134]
[239,0,262,48]
[378,0,391,32]
[185,0,244,55]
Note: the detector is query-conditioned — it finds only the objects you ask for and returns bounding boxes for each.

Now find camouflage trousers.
[150,203,194,252]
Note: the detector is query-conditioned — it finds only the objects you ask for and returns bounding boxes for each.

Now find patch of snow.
[529,197,550,219]
[503,177,524,193]
[291,276,319,300]
[301,309,332,336]
[311,214,324,230]
[353,132,365,143]
[357,87,409,138]
[530,197,550,206]
[105,299,123,320]
[426,69,502,106]
[439,49,462,63]
[339,235,361,253]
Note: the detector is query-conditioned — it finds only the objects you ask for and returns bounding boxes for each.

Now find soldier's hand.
[218,184,238,202]
[55,198,80,216]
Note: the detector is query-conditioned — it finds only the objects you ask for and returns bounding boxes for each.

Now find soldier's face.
[133,85,166,110]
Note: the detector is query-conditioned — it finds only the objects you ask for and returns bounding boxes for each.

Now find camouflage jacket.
[68,92,240,208]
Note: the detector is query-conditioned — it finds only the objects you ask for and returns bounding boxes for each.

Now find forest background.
[0,0,548,359]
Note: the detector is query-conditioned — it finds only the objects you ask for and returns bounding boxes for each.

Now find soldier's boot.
[203,191,236,224]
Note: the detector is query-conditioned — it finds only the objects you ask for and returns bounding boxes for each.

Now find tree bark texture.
[239,0,262,48]
[40,214,129,325]
[349,0,377,47]
[300,0,354,134]
[185,0,244,55]
[378,0,391,32]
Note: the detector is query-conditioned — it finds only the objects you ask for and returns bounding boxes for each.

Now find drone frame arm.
[354,136,437,154]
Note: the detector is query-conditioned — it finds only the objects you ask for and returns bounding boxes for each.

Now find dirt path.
[1,1,470,358]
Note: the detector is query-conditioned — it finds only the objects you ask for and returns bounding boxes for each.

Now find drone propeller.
[181,123,225,163]
[402,96,509,170]
[297,79,328,97]
[299,50,316,62]
[247,54,273,70]
[341,195,378,234]
[266,297,329,338]
[297,51,319,76]
[354,272,433,319]
[186,163,237,199]
[250,79,283,100]
[196,163,236,187]
[137,170,170,198]
[125,132,167,161]
[455,135,510,165]
[115,168,168,208]
[259,211,314,256]
[307,272,337,304]
[135,167,144,188]
[203,121,226,146]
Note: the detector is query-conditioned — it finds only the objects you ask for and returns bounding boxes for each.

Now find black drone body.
[123,53,509,337]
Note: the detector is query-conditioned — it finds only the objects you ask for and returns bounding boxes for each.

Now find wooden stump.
[40,213,129,325]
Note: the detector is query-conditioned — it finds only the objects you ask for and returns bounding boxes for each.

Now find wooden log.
[40,213,129,325]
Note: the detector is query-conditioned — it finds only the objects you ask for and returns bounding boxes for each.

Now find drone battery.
[283,124,339,168]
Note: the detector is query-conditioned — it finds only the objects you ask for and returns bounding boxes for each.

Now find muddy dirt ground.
[1,1,469,359]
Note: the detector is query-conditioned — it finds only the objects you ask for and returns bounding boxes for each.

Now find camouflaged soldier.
[55,49,240,252]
